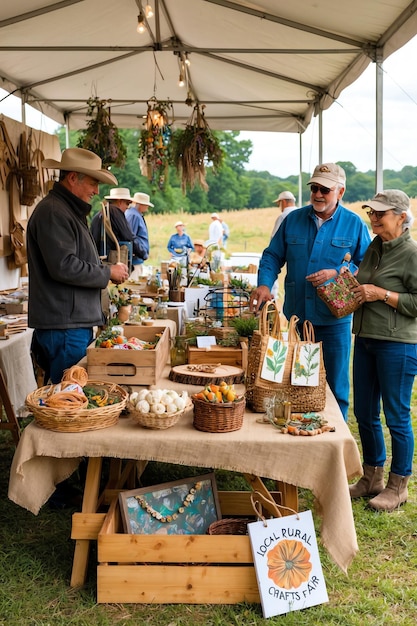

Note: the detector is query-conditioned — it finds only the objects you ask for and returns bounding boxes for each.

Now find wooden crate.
[97,491,262,604]
[87,326,170,385]
[188,342,248,370]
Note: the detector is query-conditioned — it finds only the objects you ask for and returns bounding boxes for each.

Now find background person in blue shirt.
[125,191,153,278]
[167,220,194,260]
[250,163,371,420]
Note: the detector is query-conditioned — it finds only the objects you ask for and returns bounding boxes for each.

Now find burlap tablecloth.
[0,328,36,412]
[9,376,362,573]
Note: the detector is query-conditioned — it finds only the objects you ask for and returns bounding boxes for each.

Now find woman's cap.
[362,189,410,213]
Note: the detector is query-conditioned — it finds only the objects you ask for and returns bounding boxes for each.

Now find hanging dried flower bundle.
[171,104,223,193]
[138,98,173,190]
[77,97,127,168]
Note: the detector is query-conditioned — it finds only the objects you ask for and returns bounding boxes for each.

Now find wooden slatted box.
[97,491,261,604]
[86,325,170,385]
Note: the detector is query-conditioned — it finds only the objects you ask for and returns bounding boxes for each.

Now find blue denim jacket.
[258,203,371,325]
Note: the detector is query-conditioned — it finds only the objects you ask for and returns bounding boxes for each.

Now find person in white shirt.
[208,212,224,245]
[270,191,298,238]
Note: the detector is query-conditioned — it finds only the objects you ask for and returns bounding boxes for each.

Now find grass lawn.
[1,202,417,624]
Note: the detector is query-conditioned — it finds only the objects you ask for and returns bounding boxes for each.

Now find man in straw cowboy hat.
[90,187,148,268]
[125,191,153,279]
[27,147,129,384]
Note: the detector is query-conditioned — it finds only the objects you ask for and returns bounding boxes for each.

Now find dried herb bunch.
[171,104,223,193]
[138,98,173,190]
[77,97,127,168]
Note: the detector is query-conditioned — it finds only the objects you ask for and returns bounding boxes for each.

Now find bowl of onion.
[128,388,191,429]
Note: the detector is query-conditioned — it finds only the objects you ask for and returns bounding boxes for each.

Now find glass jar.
[170,336,188,366]
[155,298,168,319]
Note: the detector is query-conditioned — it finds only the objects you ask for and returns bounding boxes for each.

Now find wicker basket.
[128,398,192,430]
[26,381,128,433]
[207,518,252,535]
[192,395,245,433]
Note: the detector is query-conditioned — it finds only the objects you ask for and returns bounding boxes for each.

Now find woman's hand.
[352,283,385,304]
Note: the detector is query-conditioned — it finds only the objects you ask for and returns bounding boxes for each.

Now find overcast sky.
[1,35,417,179]
[240,35,417,178]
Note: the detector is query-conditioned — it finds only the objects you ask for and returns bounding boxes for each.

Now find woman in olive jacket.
[350,190,417,511]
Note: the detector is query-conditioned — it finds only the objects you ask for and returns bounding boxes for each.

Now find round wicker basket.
[128,398,192,430]
[191,395,245,433]
[26,381,128,433]
[207,518,252,535]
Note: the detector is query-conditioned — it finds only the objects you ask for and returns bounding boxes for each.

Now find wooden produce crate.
[97,491,261,604]
[188,341,248,371]
[87,326,170,385]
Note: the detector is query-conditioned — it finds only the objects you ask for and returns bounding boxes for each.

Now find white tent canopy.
[1,0,417,137]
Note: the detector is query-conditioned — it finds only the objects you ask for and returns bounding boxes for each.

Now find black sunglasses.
[310,184,332,195]
[366,209,392,219]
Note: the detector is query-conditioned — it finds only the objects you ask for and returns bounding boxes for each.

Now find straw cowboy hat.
[132,192,154,207]
[41,147,117,185]
[104,188,134,202]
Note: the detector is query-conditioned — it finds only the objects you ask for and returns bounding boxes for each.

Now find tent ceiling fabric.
[1,0,417,133]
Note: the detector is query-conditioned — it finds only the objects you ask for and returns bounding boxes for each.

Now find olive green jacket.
[353,229,417,342]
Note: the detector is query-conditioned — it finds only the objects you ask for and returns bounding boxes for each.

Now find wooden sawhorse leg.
[70,457,102,588]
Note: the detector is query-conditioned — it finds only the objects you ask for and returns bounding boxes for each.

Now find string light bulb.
[178,70,185,87]
[136,13,145,34]
[184,52,191,66]
[145,4,153,18]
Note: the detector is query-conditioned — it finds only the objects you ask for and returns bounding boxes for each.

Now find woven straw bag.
[246,301,326,413]
[316,270,361,318]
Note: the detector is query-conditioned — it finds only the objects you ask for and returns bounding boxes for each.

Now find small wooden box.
[188,342,248,370]
[5,301,28,314]
[87,326,170,385]
[97,492,260,604]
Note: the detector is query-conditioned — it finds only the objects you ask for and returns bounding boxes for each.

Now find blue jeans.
[313,323,352,421]
[353,336,416,476]
[33,328,93,384]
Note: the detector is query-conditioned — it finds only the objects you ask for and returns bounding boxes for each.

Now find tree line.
[57,127,417,217]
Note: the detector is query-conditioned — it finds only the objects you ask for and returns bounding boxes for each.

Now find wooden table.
[9,377,362,596]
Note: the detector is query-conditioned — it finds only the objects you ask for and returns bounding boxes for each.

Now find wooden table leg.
[70,457,103,588]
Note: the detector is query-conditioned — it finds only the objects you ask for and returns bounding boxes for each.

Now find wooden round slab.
[169,364,245,386]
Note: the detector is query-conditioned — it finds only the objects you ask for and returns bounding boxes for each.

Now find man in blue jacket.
[250,163,371,420]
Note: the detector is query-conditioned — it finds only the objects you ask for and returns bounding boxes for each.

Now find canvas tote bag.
[247,301,326,413]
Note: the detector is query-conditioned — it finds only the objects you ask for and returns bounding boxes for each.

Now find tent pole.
[375,53,383,192]
[318,110,323,165]
[298,132,303,207]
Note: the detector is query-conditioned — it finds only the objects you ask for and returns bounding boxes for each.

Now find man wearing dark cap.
[251,163,371,420]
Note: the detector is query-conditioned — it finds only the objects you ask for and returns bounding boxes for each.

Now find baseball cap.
[362,190,410,213]
[307,163,346,188]
[273,191,295,203]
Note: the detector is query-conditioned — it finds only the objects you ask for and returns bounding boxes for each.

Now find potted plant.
[77,97,127,168]
[171,103,223,193]
[229,314,259,345]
